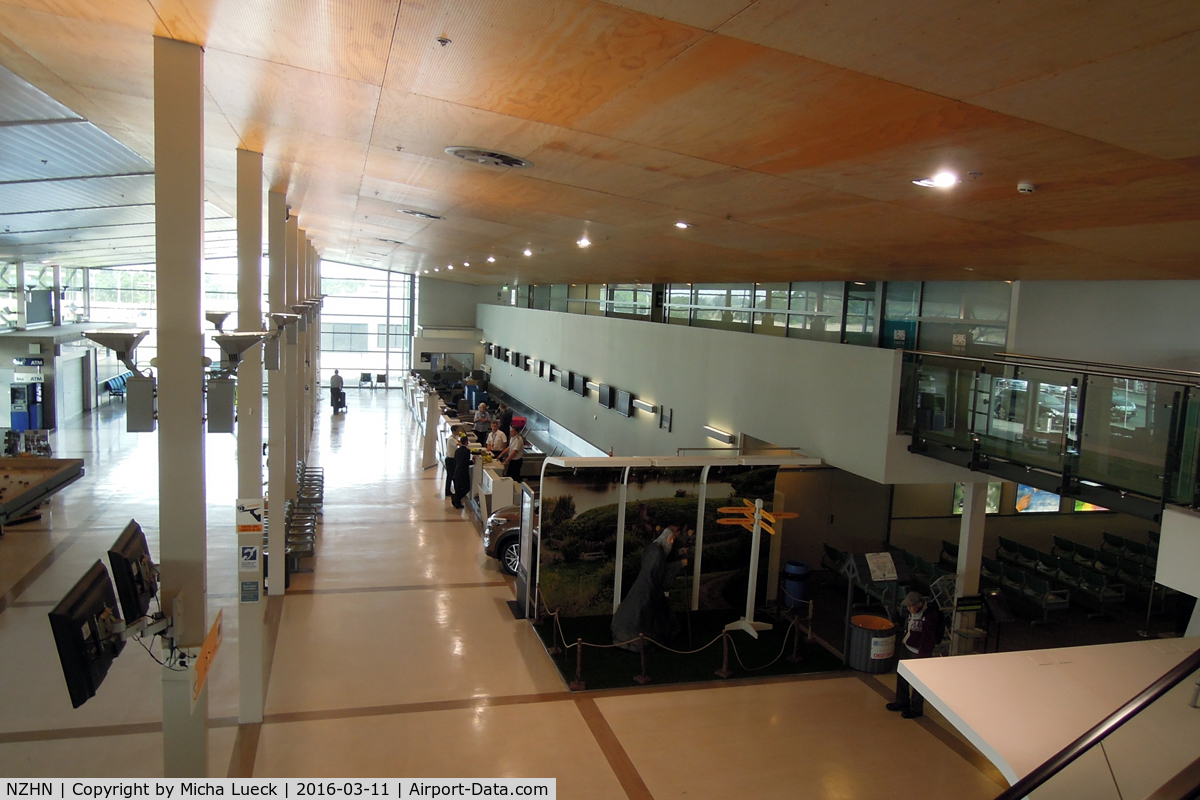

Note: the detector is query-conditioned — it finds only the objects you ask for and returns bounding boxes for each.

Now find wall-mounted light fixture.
[585,381,601,392]
[703,425,735,444]
[632,398,657,414]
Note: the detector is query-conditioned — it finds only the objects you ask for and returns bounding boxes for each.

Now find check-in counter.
[479,463,515,519]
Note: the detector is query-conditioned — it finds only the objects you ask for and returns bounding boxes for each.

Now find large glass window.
[607,284,652,318]
[320,262,413,385]
[752,283,789,337]
[883,281,920,350]
[842,281,877,346]
[918,281,1011,357]
[788,282,843,342]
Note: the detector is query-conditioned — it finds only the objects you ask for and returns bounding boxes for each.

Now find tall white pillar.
[235,148,264,722]
[14,262,26,330]
[284,215,299,501]
[953,481,988,655]
[267,191,288,597]
[297,235,309,458]
[154,35,207,778]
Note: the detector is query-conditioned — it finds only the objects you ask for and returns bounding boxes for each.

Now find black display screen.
[616,390,633,417]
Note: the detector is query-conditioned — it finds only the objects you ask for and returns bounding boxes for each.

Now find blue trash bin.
[783,560,809,608]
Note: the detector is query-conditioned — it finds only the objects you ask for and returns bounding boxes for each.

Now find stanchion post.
[634,633,652,685]
[786,619,803,664]
[548,611,563,656]
[715,631,733,679]
[569,639,586,691]
[807,599,815,642]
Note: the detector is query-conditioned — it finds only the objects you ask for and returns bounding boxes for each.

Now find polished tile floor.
[0,390,1006,797]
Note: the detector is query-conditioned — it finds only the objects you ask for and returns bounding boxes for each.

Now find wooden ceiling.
[0,0,1197,283]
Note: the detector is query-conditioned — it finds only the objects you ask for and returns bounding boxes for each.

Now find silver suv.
[483,505,521,575]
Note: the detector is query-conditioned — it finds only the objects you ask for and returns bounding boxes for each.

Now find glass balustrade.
[902,351,1200,513]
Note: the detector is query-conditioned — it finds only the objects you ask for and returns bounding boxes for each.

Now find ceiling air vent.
[401,210,444,220]
[445,146,532,169]
[378,238,405,245]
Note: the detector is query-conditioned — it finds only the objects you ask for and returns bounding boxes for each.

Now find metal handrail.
[906,349,1200,388]
[994,646,1200,800]
[995,352,1200,382]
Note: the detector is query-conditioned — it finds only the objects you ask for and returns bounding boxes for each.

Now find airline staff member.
[499,424,525,481]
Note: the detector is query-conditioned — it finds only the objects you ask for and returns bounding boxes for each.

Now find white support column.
[154,35,208,778]
[235,148,264,722]
[267,191,288,597]
[298,236,310,458]
[51,265,62,325]
[284,215,299,500]
[953,481,988,655]
[14,262,26,331]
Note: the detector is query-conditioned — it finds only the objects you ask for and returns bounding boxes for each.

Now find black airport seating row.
[980,555,1071,622]
[1048,534,1171,606]
[103,371,135,401]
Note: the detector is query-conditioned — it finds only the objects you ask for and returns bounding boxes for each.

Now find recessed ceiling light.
[423,269,430,273]
[487,256,496,263]
[675,222,692,229]
[463,261,469,267]
[523,248,532,257]
[912,171,959,188]
[401,209,444,220]
[434,267,439,272]
[577,236,590,248]
[447,265,454,270]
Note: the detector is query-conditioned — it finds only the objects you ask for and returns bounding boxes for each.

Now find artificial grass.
[534,608,847,691]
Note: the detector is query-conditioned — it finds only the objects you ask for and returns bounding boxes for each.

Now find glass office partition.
[883,281,920,350]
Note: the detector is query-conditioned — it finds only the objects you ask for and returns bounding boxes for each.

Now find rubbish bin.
[783,560,809,608]
[845,614,897,673]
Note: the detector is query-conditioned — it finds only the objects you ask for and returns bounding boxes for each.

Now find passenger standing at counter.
[473,403,491,437]
[486,421,507,458]
[498,403,514,437]
[450,435,473,510]
[443,425,462,499]
[886,591,938,719]
[499,424,525,481]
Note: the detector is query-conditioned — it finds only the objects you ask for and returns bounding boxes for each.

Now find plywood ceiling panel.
[970,31,1200,160]
[716,0,1200,101]
[152,0,399,84]
[369,89,562,161]
[600,0,750,31]
[0,0,1196,280]
[386,0,704,127]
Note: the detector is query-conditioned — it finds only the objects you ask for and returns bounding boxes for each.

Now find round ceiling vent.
[445,146,532,169]
[401,209,444,220]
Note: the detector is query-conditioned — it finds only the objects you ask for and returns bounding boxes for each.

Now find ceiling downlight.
[445,146,532,169]
[401,209,444,220]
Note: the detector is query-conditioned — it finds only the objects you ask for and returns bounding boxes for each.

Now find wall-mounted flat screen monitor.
[48,560,125,709]
[597,384,614,409]
[561,370,572,389]
[572,373,588,396]
[485,343,494,357]
[107,520,157,623]
[616,389,633,417]
[502,348,511,361]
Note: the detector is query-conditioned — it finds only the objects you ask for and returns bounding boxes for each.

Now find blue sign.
[12,358,44,366]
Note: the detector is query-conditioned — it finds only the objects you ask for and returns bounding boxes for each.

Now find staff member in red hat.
[498,421,525,482]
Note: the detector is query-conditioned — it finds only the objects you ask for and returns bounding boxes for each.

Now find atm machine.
[11,383,42,431]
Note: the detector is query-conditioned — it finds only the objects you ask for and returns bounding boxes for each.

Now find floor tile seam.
[576,667,853,700]
[284,581,508,596]
[0,500,115,613]
[572,697,654,800]
[0,716,240,744]
[853,674,1009,788]
[258,692,574,726]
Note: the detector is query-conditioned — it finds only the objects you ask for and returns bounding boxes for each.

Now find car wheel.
[499,538,520,576]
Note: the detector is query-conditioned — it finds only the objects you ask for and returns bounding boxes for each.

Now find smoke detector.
[445,146,532,169]
[1017,182,1037,194]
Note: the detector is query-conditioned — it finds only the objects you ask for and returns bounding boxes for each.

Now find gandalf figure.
[611,526,689,651]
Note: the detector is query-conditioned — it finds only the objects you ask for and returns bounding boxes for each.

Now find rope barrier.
[536,587,812,675]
